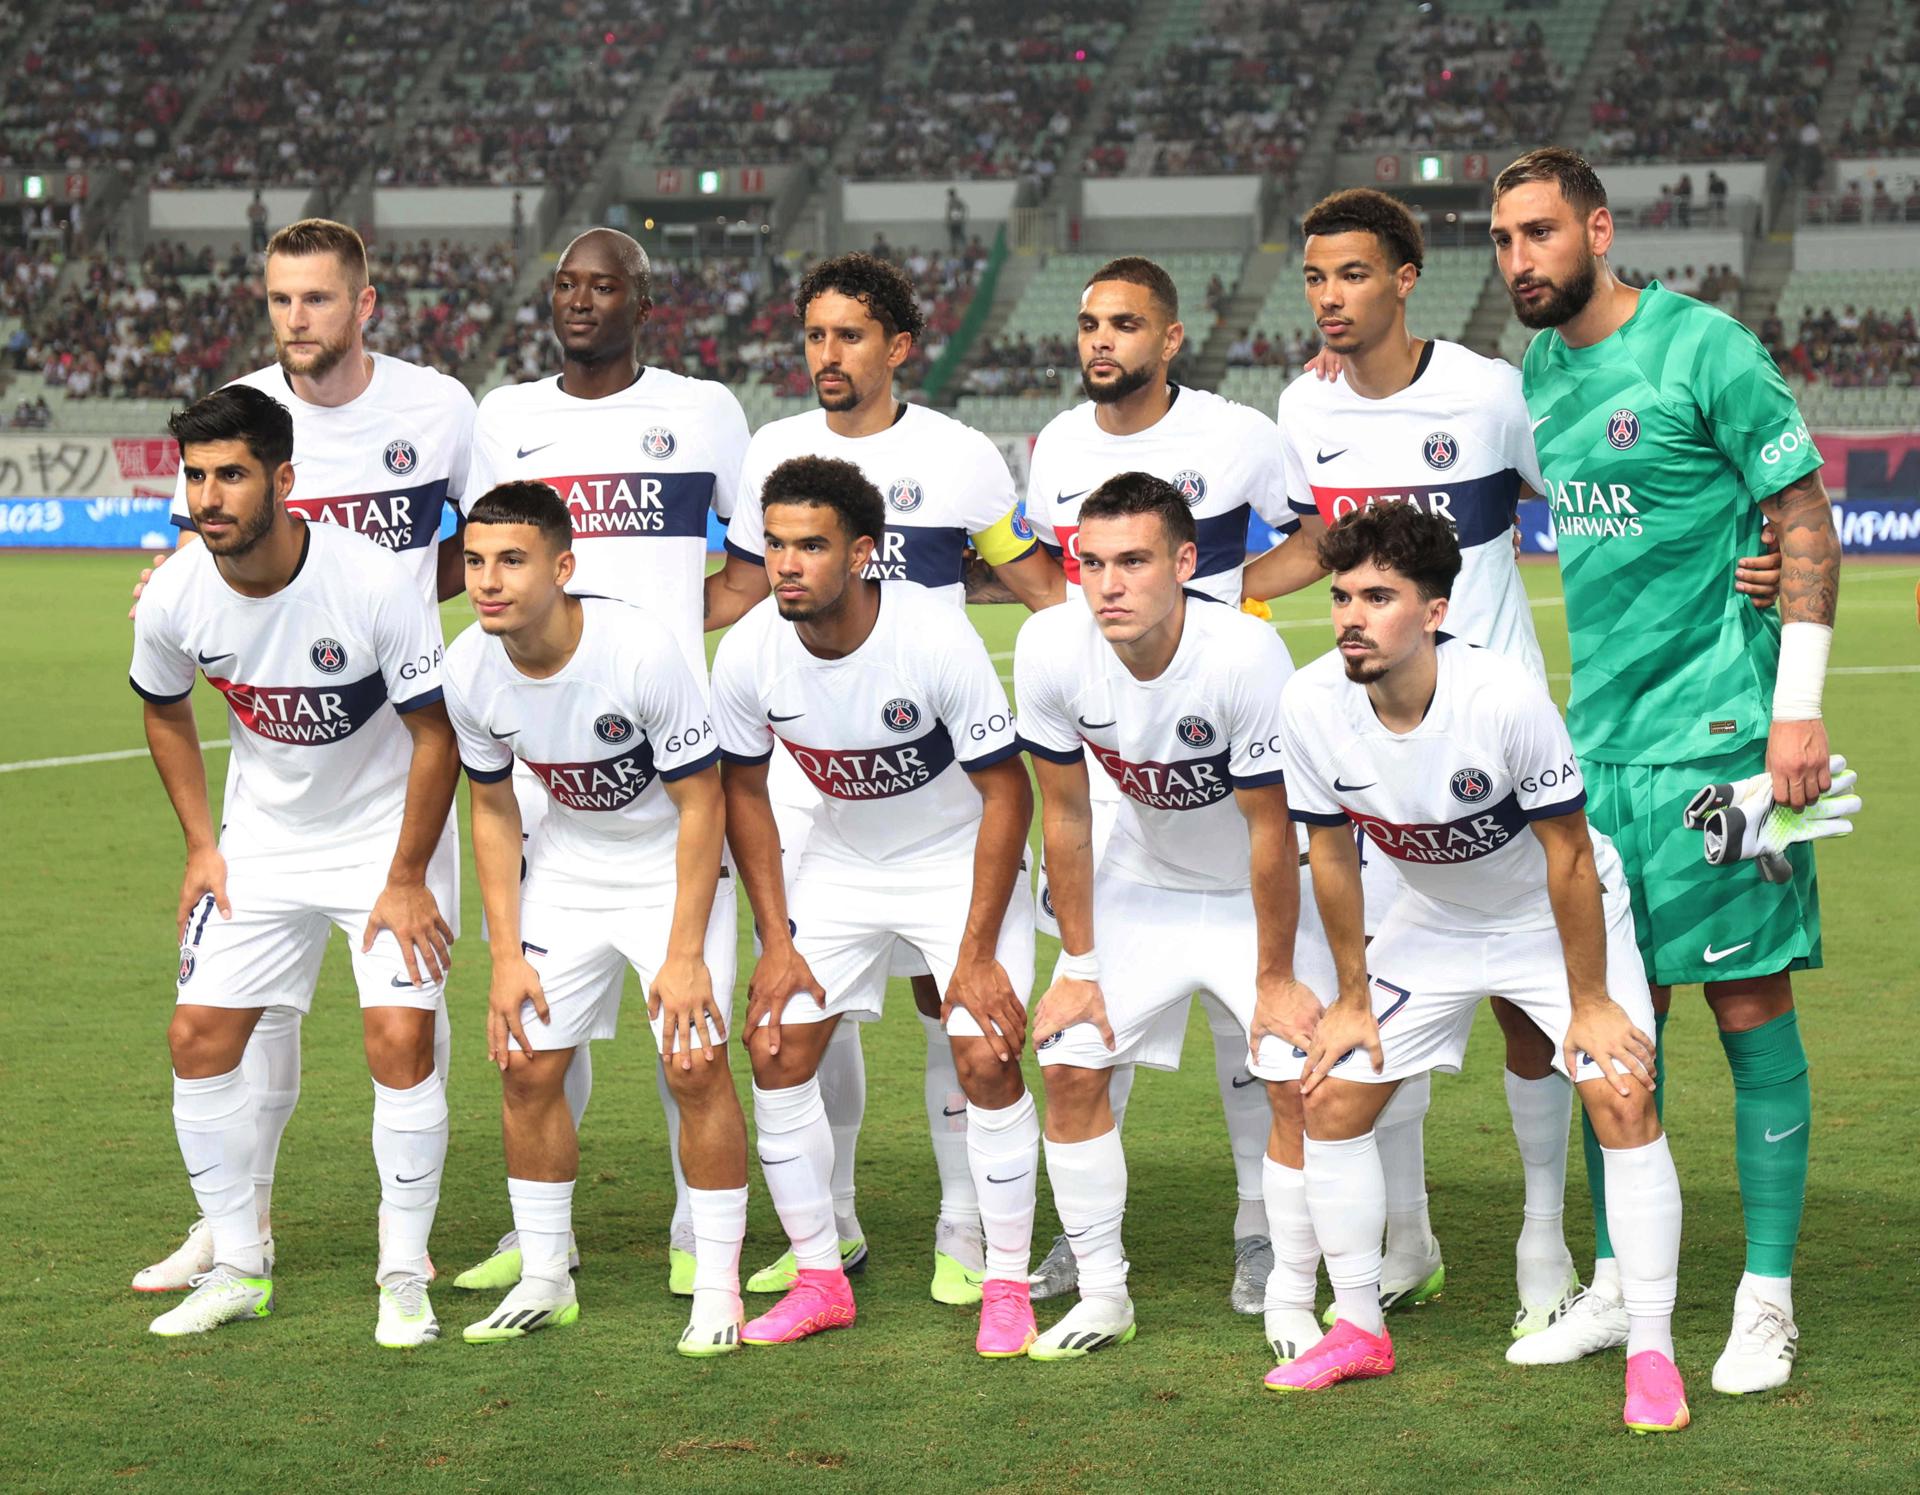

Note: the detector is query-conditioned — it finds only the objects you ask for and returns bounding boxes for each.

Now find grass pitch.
[1,553,1916,1493]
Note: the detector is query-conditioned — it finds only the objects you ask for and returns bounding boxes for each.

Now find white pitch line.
[0,739,231,774]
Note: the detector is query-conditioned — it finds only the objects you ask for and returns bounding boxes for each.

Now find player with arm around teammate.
[1270,504,1686,1435]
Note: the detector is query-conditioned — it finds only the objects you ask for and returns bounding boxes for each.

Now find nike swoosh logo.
[187,1164,217,1179]
[768,711,805,723]
[1064,1226,1090,1239]
[488,726,518,740]
[942,1105,967,1117]
[1230,1074,1257,1088]
[197,650,233,666]
[1332,777,1375,792]
[394,1171,435,1184]
[1764,1122,1807,1143]
[760,1155,798,1166]
[986,1171,1030,1185]
[516,442,555,459]
[1315,448,1347,464]
[1702,941,1753,964]
[1077,717,1116,730]
[1531,416,1550,433]
[1055,489,1090,506]
[390,973,426,988]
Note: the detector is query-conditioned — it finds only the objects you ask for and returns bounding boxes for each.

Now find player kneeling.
[444,482,748,1355]
[712,456,1040,1356]
[1272,504,1687,1434]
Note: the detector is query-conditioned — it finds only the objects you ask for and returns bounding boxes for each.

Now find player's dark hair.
[168,384,294,474]
[1085,255,1179,320]
[1494,147,1609,218]
[762,455,886,546]
[1301,188,1425,273]
[796,252,925,342]
[1316,504,1460,601]
[1079,471,1197,552]
[467,481,573,552]
[264,217,369,293]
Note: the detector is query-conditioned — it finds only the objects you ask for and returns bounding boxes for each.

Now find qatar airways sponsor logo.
[527,746,660,811]
[1087,742,1231,810]
[1543,478,1644,538]
[1308,472,1520,549]
[780,725,957,800]
[544,471,713,539]
[206,669,388,744]
[1349,791,1527,865]
[289,479,449,551]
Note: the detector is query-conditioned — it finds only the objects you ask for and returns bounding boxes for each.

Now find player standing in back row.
[1493,147,1842,1394]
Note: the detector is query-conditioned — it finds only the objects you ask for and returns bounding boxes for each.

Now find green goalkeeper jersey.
[1521,281,1823,765]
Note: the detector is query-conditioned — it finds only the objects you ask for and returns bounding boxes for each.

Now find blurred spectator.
[1340,3,1567,152]
[1775,303,1920,387]
[1837,4,1920,155]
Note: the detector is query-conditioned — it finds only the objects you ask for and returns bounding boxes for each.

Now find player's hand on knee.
[651,953,718,1070]
[1300,1001,1380,1094]
[744,944,824,1057]
[1735,522,1782,608]
[364,879,454,986]
[1564,999,1654,1099]
[1251,971,1323,1059]
[1766,717,1832,810]
[1031,976,1113,1052]
[176,847,230,940]
[942,955,1025,1062]
[128,548,172,620]
[487,955,546,1071]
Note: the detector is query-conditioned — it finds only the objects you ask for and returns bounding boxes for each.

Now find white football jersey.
[1024,385,1293,604]
[725,403,1030,606]
[171,355,476,605]
[1280,637,1621,933]
[130,521,446,857]
[444,598,719,908]
[1277,340,1544,680]
[1015,593,1294,894]
[467,368,749,677]
[710,582,1019,867]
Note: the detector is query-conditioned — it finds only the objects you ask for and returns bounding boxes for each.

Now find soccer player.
[710,456,1040,1357]
[707,251,1060,1305]
[1272,504,1687,1436]
[1492,148,1841,1393]
[1016,473,1330,1361]
[133,386,460,1345]
[454,228,749,1297]
[134,218,475,1295]
[443,481,748,1354]
[1022,256,1301,1313]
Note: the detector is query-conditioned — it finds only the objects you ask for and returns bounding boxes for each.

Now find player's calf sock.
[372,1073,448,1281]
[1581,1107,1613,1267]
[1305,1131,1387,1336]
[241,1006,300,1228]
[1719,1010,1810,1279]
[565,1040,593,1130]
[1261,1155,1319,1311]
[173,1066,264,1276]
[1044,1130,1129,1304]
[1504,1068,1575,1302]
[1206,1001,1269,1239]
[1375,1073,1436,1262]
[817,1019,866,1239]
[432,995,451,1088]
[1107,1062,1136,1135]
[688,1185,748,1322]
[752,1079,839,1271]
[921,1014,978,1229]
[1600,1134,1681,1361]
[1654,1009,1668,1124]
[967,1092,1040,1280]
[507,1177,573,1286]
[655,1060,694,1240]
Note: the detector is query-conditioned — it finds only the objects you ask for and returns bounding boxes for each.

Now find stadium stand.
[1838,4,1920,156]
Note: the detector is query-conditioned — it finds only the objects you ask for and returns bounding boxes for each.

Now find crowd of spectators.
[1765,304,1920,388]
[1337,5,1567,152]
[1836,6,1920,156]
[1087,0,1356,179]
[1224,326,1321,370]
[849,1,1133,181]
[2,213,63,324]
[1613,262,1745,306]
[1802,177,1920,225]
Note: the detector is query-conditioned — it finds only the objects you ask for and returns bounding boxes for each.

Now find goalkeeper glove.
[1698,757,1859,872]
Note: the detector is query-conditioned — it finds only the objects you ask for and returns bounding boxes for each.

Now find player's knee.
[1301,1080,1374,1141]
[499,1048,566,1110]
[746,1036,816,1092]
[1266,1077,1304,1131]
[660,1049,732,1105]
[1581,1081,1659,1147]
[167,1007,246,1076]
[952,1043,1022,1107]
[1041,1062,1107,1121]
[1704,975,1793,1032]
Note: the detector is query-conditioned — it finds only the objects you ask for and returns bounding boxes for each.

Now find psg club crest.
[1607,409,1640,450]
[1423,432,1459,471]
[1450,766,1493,804]
[882,698,921,734]
[177,949,196,985]
[887,478,924,514]
[383,439,418,477]
[1010,497,1034,542]
[1171,469,1207,506]
[309,637,347,674]
[594,713,635,745]
[1177,715,1217,749]
[642,426,677,460]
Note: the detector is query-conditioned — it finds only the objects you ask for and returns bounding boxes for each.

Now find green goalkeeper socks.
[1720,1009,1811,1278]
[1585,1008,1666,1266]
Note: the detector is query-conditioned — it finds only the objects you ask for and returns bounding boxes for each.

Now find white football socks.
[1107,1061,1136,1135]
[432,995,451,1086]
[1206,999,1270,1239]
[920,1013,979,1230]
[654,1060,693,1238]
[816,1018,866,1238]
[752,1078,839,1272]
[1261,1154,1320,1312]
[1504,1068,1575,1304]
[1600,1134,1682,1360]
[372,1072,448,1282]
[1044,1130,1129,1304]
[173,1066,263,1276]
[687,1184,748,1323]
[507,1176,573,1286]
[967,1092,1040,1281]
[1305,1131,1387,1336]
[1374,1072,1436,1263]
[240,1006,300,1229]
[565,1039,592,1129]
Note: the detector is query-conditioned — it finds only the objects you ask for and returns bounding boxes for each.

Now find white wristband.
[1772,621,1833,721]
[1057,948,1100,983]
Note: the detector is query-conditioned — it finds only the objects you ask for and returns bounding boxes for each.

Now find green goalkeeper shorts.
[1585,740,1822,988]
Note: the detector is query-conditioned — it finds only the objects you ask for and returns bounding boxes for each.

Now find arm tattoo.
[1760,470,1840,626]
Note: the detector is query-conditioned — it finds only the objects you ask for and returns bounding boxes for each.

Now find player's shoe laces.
[1624,1350,1691,1433]
[1322,1245,1444,1327]
[931,1218,987,1306]
[668,1222,698,1297]
[1711,1285,1799,1394]
[375,1273,440,1348]
[452,1229,580,1292]
[147,1266,272,1336]
[1505,1284,1628,1365]
[1512,1265,1584,1340]
[1027,1233,1078,1300]
[1230,1235,1274,1315]
[678,1294,744,1358]
[741,1267,856,1345]
[134,1220,278,1292]
[745,1236,866,1295]
[1265,1307,1324,1365]
[463,1275,579,1343]
[976,1279,1037,1358]
[1028,1296,1136,1361]
[1263,1318,1394,1392]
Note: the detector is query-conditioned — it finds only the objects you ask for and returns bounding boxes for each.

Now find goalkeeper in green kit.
[1489,147,1846,1396]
